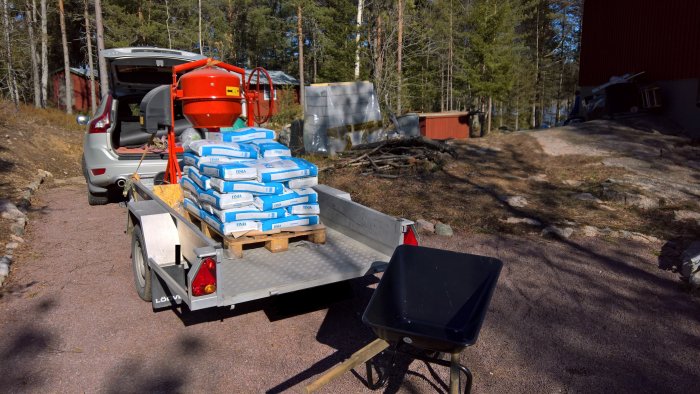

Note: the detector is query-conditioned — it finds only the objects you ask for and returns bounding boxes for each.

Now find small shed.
[244,69,300,116]
[50,67,101,113]
[418,112,470,140]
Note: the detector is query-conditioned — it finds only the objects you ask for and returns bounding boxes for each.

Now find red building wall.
[579,0,700,86]
[51,71,101,113]
[419,112,469,140]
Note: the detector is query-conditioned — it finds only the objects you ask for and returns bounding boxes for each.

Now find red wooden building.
[51,67,101,113]
[244,69,300,117]
[578,0,700,137]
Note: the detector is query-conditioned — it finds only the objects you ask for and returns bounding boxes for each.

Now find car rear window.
[115,65,172,85]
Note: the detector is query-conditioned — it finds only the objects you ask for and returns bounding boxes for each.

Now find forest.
[0,0,582,131]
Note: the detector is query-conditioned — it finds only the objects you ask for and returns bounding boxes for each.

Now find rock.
[38,169,53,179]
[5,242,18,253]
[625,193,659,209]
[562,179,582,187]
[0,200,25,220]
[9,235,24,243]
[680,241,700,279]
[541,225,574,239]
[0,256,10,277]
[435,222,454,237]
[27,180,41,192]
[10,220,25,236]
[415,219,435,234]
[601,188,658,209]
[502,195,528,208]
[581,225,600,237]
[528,174,548,183]
[503,217,541,226]
[629,233,662,244]
[573,193,603,204]
[674,210,700,223]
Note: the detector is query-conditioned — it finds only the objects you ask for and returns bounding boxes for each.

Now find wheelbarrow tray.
[362,245,502,353]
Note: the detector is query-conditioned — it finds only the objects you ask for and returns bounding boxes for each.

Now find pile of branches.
[320,137,455,178]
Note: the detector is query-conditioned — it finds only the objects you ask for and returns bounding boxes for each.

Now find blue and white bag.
[287,176,318,189]
[253,157,318,183]
[203,204,287,222]
[201,211,260,234]
[188,140,258,159]
[259,215,320,231]
[180,176,204,195]
[184,152,251,167]
[183,198,204,218]
[251,140,291,158]
[209,178,284,195]
[254,189,317,210]
[185,166,211,190]
[293,188,319,200]
[287,203,320,215]
[213,127,276,143]
[198,161,257,181]
[198,189,254,210]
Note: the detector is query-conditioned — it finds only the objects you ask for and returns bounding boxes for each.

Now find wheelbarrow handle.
[304,338,390,393]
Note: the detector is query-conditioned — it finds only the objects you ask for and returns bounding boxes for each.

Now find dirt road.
[1,183,699,393]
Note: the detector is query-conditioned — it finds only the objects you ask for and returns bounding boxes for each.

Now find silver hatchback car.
[80,47,206,205]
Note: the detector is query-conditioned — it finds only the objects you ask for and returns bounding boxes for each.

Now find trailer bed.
[130,182,412,310]
[218,227,389,305]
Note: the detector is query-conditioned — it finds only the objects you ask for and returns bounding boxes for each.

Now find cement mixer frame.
[163,59,275,184]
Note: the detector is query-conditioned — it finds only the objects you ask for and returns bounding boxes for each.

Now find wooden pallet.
[184,211,326,258]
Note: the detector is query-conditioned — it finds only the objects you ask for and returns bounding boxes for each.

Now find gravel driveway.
[0,184,698,393]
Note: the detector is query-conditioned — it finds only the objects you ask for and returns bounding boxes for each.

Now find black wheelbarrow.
[305,245,502,393]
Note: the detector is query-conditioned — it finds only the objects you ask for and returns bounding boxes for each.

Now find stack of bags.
[180,127,321,235]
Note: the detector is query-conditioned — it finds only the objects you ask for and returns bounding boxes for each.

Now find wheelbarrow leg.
[449,352,473,394]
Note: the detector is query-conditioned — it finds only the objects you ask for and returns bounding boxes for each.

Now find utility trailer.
[127,180,415,311]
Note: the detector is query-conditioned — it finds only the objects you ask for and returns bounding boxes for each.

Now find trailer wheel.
[131,224,152,301]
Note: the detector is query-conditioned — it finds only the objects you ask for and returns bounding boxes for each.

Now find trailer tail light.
[91,168,106,176]
[88,95,113,134]
[192,257,217,296]
[403,225,419,246]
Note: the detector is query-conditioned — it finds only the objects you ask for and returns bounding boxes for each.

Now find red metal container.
[179,67,243,128]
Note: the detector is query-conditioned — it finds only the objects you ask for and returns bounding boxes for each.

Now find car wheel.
[131,224,152,302]
[87,188,109,205]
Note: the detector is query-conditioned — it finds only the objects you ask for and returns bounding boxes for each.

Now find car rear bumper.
[83,133,168,190]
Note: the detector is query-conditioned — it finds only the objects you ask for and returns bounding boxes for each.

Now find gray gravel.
[0,184,698,393]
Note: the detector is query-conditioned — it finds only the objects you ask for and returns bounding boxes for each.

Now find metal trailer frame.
[127,181,413,311]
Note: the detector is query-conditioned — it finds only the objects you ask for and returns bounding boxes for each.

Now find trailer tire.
[131,224,152,302]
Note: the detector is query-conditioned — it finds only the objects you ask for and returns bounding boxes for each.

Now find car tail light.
[88,95,113,133]
[192,257,217,296]
[403,225,419,246]
[91,168,106,176]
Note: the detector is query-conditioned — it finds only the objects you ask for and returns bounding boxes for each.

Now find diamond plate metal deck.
[217,227,390,306]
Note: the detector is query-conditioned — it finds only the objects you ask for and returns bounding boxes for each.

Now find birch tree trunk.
[515,95,519,131]
[28,0,41,107]
[297,4,304,113]
[353,0,363,79]
[59,0,73,114]
[40,0,48,107]
[396,0,403,114]
[198,0,203,55]
[94,0,108,95]
[165,0,172,49]
[84,0,96,114]
[2,0,18,105]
